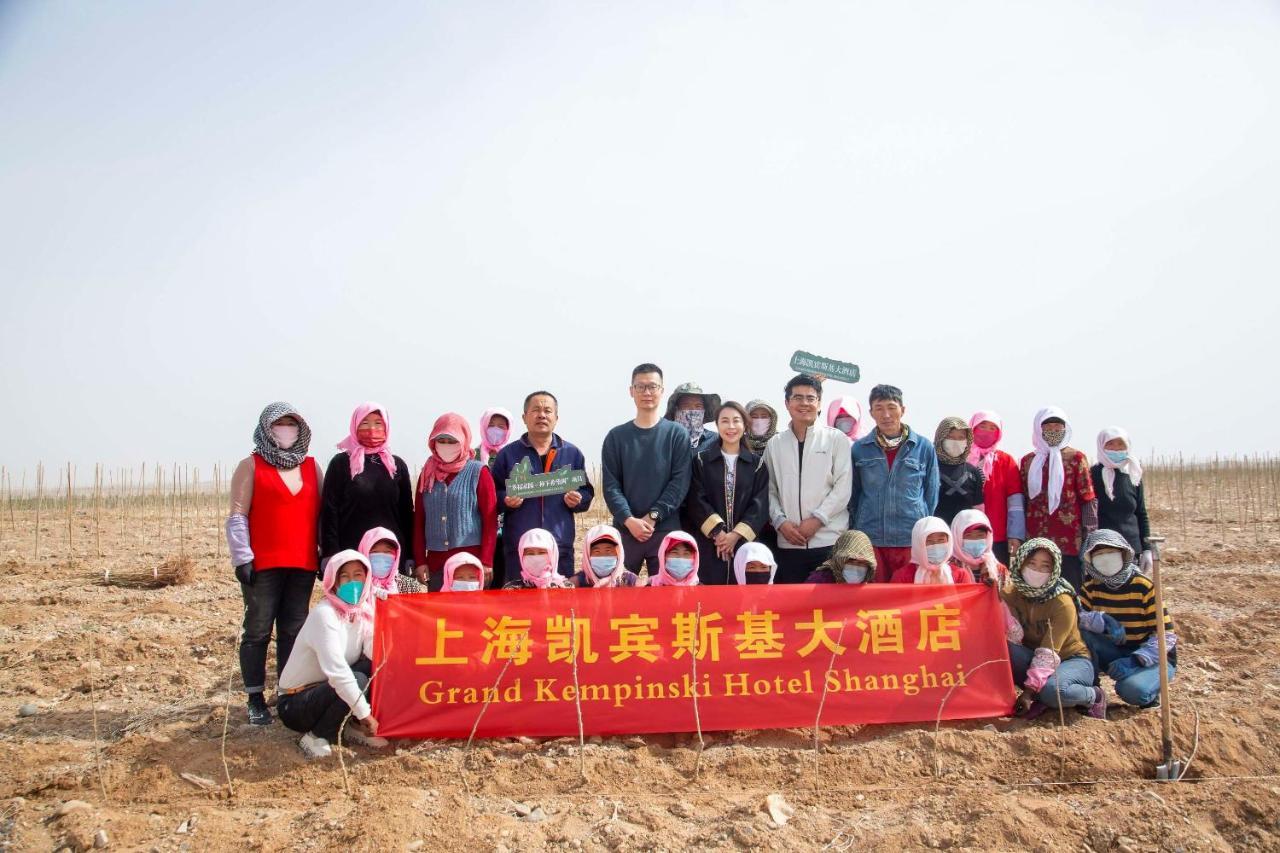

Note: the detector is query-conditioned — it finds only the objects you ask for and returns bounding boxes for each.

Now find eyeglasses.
[632,383,663,394]
[789,394,819,404]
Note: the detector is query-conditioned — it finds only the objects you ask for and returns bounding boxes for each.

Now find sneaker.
[247,694,273,726]
[344,727,390,749]
[299,732,332,759]
[1020,700,1050,721]
[1086,687,1108,720]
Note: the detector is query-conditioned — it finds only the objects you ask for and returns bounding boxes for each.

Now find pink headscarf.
[967,410,1003,479]
[949,508,1000,583]
[910,516,954,585]
[580,524,629,587]
[518,528,569,589]
[826,397,863,439]
[357,526,401,596]
[442,552,485,591]
[416,412,474,495]
[477,407,514,465]
[652,530,700,587]
[336,402,395,479]
[321,549,374,624]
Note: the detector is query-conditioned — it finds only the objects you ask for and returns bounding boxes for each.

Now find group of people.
[227,364,1175,758]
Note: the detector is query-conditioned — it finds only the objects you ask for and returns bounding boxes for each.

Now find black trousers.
[239,568,315,694]
[278,657,372,742]
[773,546,833,584]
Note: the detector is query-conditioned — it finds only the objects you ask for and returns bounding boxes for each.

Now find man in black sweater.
[601,363,694,576]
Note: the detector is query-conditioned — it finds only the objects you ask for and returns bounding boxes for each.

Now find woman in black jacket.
[1090,426,1152,573]
[684,401,771,585]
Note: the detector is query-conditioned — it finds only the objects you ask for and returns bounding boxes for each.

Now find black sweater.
[935,461,985,526]
[1090,464,1151,557]
[320,452,415,564]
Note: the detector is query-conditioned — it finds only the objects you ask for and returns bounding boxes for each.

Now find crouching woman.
[1003,538,1106,719]
[277,550,388,758]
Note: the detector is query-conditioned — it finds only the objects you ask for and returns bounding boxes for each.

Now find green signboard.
[789,350,860,384]
[505,457,589,499]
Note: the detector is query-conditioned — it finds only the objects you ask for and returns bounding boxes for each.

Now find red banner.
[371,584,1016,739]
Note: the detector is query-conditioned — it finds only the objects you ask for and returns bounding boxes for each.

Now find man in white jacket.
[764,374,853,583]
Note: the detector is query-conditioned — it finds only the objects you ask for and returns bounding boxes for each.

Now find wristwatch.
[647,510,660,523]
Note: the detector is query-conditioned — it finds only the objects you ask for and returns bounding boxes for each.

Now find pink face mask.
[973,430,999,450]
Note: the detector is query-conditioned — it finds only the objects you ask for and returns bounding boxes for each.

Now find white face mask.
[842,564,868,584]
[435,443,462,463]
[925,543,951,566]
[750,417,771,437]
[523,554,551,575]
[271,424,299,449]
[451,579,481,592]
[833,416,855,436]
[1022,568,1052,589]
[484,426,508,446]
[1091,551,1125,577]
[942,439,967,458]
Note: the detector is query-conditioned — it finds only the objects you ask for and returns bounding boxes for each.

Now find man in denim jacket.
[848,384,939,582]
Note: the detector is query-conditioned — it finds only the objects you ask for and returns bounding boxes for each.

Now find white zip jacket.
[763,423,852,550]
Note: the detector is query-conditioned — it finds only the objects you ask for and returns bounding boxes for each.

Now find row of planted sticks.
[0,462,232,562]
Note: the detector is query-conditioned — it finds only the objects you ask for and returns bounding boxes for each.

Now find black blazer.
[685,439,771,541]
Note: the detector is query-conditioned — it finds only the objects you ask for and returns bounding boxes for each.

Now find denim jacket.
[848,428,939,547]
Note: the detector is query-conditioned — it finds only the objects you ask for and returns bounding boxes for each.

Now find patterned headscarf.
[744,399,779,454]
[934,416,973,466]
[336,402,396,479]
[816,530,877,583]
[1082,528,1138,590]
[252,402,311,470]
[1011,538,1075,604]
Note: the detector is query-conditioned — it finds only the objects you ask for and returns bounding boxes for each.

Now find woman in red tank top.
[225,402,324,726]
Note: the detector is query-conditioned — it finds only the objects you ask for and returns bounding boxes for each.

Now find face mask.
[676,410,705,435]
[485,426,508,447]
[368,553,396,579]
[744,572,771,585]
[666,557,695,579]
[335,580,364,606]
[589,556,618,576]
[962,539,988,559]
[435,443,462,463]
[842,565,868,584]
[925,544,951,566]
[833,416,855,436]
[750,417,772,437]
[1104,449,1129,465]
[942,439,968,458]
[1021,568,1052,589]
[356,425,385,448]
[451,579,481,592]
[1042,427,1066,447]
[1091,551,1125,577]
[973,430,998,450]
[271,425,299,449]
[523,554,551,575]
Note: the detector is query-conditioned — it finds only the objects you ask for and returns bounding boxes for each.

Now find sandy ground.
[1,498,1278,852]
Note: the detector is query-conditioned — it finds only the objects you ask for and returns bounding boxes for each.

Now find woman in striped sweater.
[1077,529,1178,708]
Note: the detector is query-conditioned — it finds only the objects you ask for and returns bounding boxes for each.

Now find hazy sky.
[2,1,1277,485]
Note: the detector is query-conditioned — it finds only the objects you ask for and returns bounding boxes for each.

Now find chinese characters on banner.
[370,584,1016,739]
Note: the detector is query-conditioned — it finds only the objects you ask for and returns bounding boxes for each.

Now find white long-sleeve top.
[278,600,374,720]
[763,423,852,550]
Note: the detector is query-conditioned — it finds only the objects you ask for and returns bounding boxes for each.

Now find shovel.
[1148,535,1183,781]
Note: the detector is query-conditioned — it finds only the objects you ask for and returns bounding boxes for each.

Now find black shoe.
[247,694,274,726]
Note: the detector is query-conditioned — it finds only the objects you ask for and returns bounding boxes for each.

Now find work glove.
[235,561,256,586]
[1133,632,1176,668]
[1077,610,1126,645]
[1139,550,1154,574]
[1107,656,1143,681]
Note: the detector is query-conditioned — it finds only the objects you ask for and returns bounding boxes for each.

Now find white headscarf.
[1096,426,1143,501]
[1028,406,1072,515]
[732,542,778,585]
[910,516,954,585]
